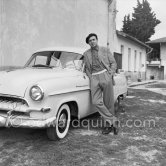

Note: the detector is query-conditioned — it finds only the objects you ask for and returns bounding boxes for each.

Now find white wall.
[116,36,146,72]
[161,43,166,60]
[160,43,166,78]
[0,0,116,66]
[108,0,117,53]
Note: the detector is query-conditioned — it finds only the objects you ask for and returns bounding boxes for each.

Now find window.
[121,45,124,69]
[128,48,131,71]
[134,50,137,71]
[121,45,124,55]
[139,52,142,70]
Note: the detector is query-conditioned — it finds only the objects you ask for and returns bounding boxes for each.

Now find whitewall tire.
[47,104,71,141]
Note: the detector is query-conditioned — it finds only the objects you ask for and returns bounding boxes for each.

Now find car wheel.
[47,104,71,141]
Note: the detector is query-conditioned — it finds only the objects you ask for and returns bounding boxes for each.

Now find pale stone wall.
[116,36,146,72]
[0,0,116,66]
[115,35,147,81]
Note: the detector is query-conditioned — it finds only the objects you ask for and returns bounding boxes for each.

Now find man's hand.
[108,68,114,76]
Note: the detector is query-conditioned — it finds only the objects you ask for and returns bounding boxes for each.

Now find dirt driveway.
[0,82,166,166]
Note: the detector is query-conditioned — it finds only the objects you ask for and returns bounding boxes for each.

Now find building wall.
[108,0,117,54]
[0,0,116,67]
[160,43,166,79]
[161,61,166,79]
[115,35,147,81]
[116,36,146,72]
[146,66,164,80]
[146,43,166,80]
[160,43,166,60]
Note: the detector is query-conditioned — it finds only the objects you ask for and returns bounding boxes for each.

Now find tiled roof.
[117,30,151,49]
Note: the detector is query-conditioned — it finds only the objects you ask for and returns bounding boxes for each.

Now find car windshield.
[25,51,83,70]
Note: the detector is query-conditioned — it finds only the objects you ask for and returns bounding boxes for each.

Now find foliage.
[122,0,161,42]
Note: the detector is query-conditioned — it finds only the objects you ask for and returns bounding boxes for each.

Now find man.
[83,33,118,135]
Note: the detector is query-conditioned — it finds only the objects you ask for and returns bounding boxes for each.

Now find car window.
[59,52,82,69]
[50,56,60,67]
[35,56,47,65]
[27,55,47,67]
[25,51,83,69]
[28,58,35,67]
[26,51,58,68]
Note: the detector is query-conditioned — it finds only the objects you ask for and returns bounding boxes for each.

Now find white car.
[0,47,127,140]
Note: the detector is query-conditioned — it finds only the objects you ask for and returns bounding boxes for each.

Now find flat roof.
[146,37,166,44]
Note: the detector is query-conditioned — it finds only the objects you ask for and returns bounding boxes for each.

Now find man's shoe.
[102,126,113,135]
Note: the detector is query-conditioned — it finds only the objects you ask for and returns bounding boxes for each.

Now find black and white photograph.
[0,0,166,165]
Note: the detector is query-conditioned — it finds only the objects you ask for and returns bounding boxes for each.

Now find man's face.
[88,36,98,48]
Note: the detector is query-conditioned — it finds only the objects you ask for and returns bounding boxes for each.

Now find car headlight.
[29,85,44,101]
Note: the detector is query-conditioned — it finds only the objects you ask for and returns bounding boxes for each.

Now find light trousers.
[91,71,117,126]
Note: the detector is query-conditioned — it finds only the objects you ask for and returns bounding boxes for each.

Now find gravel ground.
[0,82,166,166]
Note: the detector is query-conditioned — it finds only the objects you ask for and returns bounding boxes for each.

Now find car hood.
[0,68,78,97]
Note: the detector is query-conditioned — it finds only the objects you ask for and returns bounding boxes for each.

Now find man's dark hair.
[86,33,98,44]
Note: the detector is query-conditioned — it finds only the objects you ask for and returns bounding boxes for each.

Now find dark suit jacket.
[83,46,117,83]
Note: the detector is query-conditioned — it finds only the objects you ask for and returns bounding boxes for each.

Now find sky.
[116,0,166,40]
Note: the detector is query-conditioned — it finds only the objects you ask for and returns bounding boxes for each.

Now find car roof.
[35,47,86,55]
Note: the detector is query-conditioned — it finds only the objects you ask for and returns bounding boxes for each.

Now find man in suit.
[83,33,118,135]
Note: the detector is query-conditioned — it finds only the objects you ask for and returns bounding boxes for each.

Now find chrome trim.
[0,106,51,114]
[0,116,56,128]
[29,84,44,101]
[48,88,90,96]
[76,85,88,88]
[0,93,22,98]
[0,94,29,106]
[0,93,29,104]
[41,107,51,113]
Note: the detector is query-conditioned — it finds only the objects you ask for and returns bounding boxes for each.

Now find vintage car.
[0,47,127,140]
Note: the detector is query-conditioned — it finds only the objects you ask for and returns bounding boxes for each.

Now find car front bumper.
[0,115,56,128]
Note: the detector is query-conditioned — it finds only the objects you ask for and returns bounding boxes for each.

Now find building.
[146,37,166,80]
[0,0,154,83]
[115,30,151,82]
[0,0,117,67]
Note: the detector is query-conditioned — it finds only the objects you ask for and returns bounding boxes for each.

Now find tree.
[122,0,161,43]
[122,14,132,35]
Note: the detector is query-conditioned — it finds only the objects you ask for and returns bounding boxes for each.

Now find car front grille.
[0,96,27,105]
[0,95,29,117]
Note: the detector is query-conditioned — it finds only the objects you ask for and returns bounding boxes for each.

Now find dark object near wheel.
[114,97,125,114]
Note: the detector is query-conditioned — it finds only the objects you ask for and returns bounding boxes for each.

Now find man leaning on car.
[83,33,119,135]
